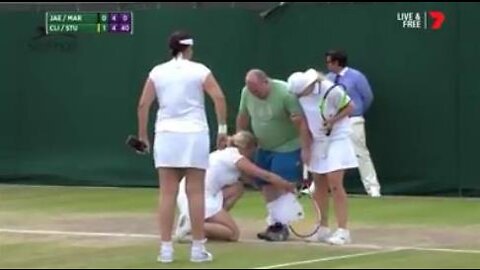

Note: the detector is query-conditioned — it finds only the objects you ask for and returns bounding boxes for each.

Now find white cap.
[287,68,318,95]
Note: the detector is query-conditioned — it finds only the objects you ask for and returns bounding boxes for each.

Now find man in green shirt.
[236,69,311,241]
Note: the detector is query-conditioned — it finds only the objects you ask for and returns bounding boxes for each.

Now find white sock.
[191,239,206,252]
[161,241,173,253]
[266,201,276,225]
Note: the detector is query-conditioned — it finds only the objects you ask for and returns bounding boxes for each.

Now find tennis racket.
[125,135,148,154]
[288,166,321,239]
[318,83,345,158]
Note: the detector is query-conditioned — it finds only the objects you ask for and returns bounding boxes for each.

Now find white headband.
[179,38,194,45]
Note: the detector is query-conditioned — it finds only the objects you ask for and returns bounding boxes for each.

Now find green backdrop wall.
[0,3,478,196]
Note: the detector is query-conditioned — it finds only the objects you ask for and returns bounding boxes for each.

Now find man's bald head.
[246,69,268,82]
[245,69,270,99]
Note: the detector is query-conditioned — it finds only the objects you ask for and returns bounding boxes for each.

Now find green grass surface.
[1,184,479,268]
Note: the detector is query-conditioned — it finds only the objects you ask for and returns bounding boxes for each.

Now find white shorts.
[309,137,358,174]
[154,131,209,169]
[177,189,223,220]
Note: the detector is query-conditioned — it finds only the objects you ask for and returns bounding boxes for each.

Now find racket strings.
[288,192,321,238]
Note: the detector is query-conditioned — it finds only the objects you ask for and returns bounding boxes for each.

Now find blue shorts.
[254,148,302,187]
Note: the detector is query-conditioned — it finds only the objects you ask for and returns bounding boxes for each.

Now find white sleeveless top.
[148,58,211,133]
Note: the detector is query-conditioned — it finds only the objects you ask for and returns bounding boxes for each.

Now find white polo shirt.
[149,58,211,133]
[299,80,352,140]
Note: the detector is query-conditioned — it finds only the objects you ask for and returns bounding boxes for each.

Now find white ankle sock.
[161,241,173,252]
[192,239,206,252]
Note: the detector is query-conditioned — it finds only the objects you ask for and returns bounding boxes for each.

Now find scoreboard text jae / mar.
[45,12,134,34]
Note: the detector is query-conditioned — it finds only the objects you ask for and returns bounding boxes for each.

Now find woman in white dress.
[137,31,228,263]
[175,131,296,242]
[287,69,358,245]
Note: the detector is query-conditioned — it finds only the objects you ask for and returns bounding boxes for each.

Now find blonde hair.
[227,131,256,149]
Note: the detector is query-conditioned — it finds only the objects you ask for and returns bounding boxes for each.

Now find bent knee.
[229,229,240,242]
[228,221,241,242]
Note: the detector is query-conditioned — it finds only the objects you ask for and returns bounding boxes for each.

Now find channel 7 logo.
[429,11,445,30]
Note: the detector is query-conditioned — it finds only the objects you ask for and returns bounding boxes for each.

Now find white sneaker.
[173,213,191,241]
[307,226,331,242]
[326,228,351,245]
[157,249,174,263]
[300,188,311,195]
[369,187,381,198]
[190,249,213,263]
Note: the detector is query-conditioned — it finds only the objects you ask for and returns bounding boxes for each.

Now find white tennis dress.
[177,147,244,219]
[149,57,212,169]
[299,81,358,174]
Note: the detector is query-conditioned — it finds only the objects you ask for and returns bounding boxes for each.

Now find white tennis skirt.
[177,189,223,220]
[309,137,358,174]
[153,131,209,169]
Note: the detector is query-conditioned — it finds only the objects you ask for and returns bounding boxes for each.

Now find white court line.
[0,229,383,249]
[252,249,404,269]
[0,228,158,239]
[241,238,386,250]
[1,228,480,256]
[408,247,480,255]
[0,184,145,191]
[243,239,480,254]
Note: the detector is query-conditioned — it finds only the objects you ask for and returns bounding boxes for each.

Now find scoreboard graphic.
[45,12,134,34]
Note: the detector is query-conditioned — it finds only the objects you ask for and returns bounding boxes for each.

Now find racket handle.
[302,165,309,180]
